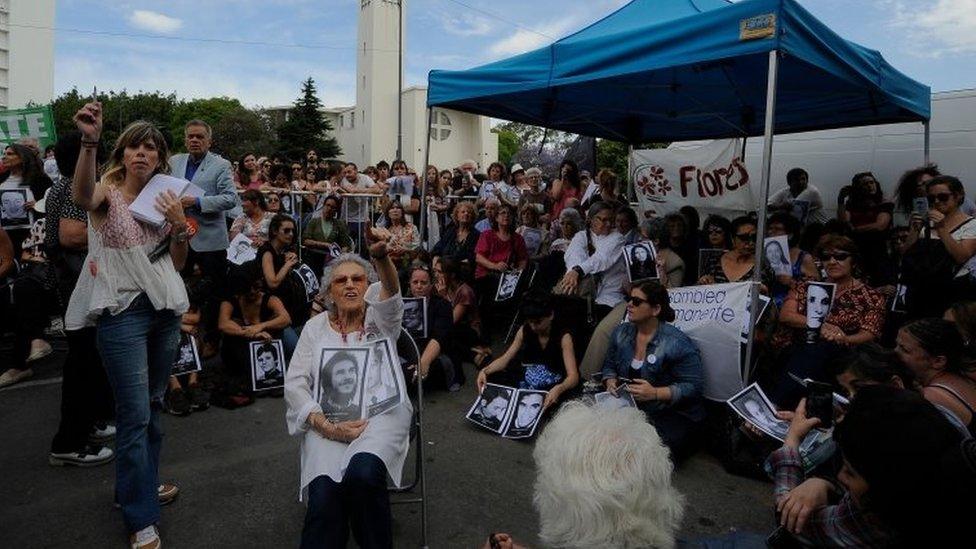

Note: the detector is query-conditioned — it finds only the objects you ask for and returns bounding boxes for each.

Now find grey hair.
[586,200,614,220]
[533,401,685,549]
[558,208,584,232]
[318,253,378,308]
[184,119,212,138]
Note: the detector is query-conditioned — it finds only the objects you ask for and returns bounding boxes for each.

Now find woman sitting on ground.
[767,385,974,547]
[259,214,308,336]
[229,189,273,247]
[435,257,490,369]
[640,217,685,288]
[698,215,774,290]
[216,263,291,407]
[895,318,976,436]
[474,202,529,327]
[431,200,480,266]
[285,227,410,549]
[476,293,580,409]
[602,280,705,462]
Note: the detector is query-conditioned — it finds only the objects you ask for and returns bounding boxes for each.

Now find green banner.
[0,105,58,149]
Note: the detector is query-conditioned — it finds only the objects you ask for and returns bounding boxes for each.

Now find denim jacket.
[601,321,705,421]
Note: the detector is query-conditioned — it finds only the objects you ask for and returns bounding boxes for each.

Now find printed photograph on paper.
[495,270,522,302]
[502,390,548,439]
[250,339,286,392]
[227,233,257,265]
[727,383,790,442]
[171,333,202,376]
[316,346,370,421]
[0,188,33,229]
[466,384,515,434]
[362,338,404,418]
[402,297,427,340]
[623,241,659,283]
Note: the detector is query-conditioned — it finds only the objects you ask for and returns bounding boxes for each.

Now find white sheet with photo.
[623,241,659,282]
[495,269,522,302]
[227,232,257,265]
[0,188,33,229]
[171,333,202,376]
[726,382,790,441]
[466,383,515,434]
[805,281,836,332]
[362,338,406,418]
[502,389,548,439]
[315,346,371,421]
[250,339,286,392]
[594,390,637,410]
[764,235,792,277]
[401,297,427,340]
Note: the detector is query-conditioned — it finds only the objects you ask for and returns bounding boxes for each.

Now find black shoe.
[164,388,192,416]
[186,384,210,411]
[88,422,116,443]
[50,444,114,467]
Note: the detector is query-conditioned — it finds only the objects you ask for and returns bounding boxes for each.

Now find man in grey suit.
[170,119,239,356]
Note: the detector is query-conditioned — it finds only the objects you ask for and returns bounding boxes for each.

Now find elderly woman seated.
[601,280,705,462]
[485,401,686,549]
[285,227,410,548]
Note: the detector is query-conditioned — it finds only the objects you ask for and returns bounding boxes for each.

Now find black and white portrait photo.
[402,297,427,340]
[727,383,789,441]
[891,283,908,313]
[171,333,202,376]
[521,227,544,256]
[739,294,772,344]
[502,390,548,439]
[495,270,522,302]
[805,282,836,343]
[280,193,294,215]
[227,233,257,265]
[623,241,659,283]
[764,235,791,277]
[698,248,725,279]
[466,384,514,433]
[363,338,403,418]
[250,339,286,392]
[295,263,320,302]
[0,188,32,229]
[594,390,636,410]
[316,347,370,421]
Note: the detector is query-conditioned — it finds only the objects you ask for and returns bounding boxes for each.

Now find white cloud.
[488,16,578,57]
[128,10,184,34]
[887,0,976,55]
[440,12,494,36]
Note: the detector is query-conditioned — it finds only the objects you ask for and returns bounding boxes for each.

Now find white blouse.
[284,282,411,500]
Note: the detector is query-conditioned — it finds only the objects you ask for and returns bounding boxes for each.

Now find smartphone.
[806,381,834,428]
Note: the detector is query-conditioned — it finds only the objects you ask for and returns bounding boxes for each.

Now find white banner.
[668,282,751,401]
[632,139,753,216]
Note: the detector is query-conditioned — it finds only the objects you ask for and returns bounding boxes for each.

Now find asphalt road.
[0,346,773,548]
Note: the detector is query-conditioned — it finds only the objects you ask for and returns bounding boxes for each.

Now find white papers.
[466,383,547,439]
[227,233,257,265]
[594,391,636,410]
[127,174,203,226]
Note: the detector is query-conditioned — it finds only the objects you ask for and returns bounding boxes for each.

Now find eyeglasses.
[707,227,725,234]
[734,232,757,243]
[626,295,649,306]
[819,251,852,262]
[927,192,953,204]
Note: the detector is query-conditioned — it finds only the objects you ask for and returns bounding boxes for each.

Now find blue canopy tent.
[420,0,931,370]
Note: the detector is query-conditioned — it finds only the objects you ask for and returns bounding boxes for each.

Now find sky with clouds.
[52,0,976,109]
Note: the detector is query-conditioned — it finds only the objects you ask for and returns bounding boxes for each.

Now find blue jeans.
[96,294,181,533]
[300,453,392,549]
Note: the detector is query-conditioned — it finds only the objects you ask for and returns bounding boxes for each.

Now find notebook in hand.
[128,174,204,226]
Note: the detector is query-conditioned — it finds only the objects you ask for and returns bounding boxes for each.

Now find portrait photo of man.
[0,188,32,229]
[495,270,522,302]
[317,348,369,421]
[728,384,789,441]
[172,333,201,376]
[250,340,285,391]
[466,384,514,433]
[401,297,426,340]
[502,390,548,439]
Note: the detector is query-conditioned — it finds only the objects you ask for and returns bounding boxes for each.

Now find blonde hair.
[452,200,477,224]
[100,121,171,186]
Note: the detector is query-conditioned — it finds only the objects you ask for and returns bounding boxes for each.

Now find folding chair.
[389,327,429,548]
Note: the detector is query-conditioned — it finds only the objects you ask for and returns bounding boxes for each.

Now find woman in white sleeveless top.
[66,101,189,549]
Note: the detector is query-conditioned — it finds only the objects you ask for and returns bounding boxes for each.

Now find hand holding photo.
[623,241,659,283]
[401,297,427,340]
[250,339,286,392]
[804,281,836,343]
[502,389,548,439]
[727,383,790,441]
[227,233,257,265]
[764,235,791,277]
[171,333,202,376]
[295,263,320,302]
[466,383,515,434]
[594,390,637,410]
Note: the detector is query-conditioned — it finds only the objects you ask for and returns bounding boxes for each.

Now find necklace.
[331,310,365,343]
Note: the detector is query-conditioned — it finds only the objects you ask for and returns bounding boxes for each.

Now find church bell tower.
[357,0,404,166]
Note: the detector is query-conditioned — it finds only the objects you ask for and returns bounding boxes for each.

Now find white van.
[742,89,976,219]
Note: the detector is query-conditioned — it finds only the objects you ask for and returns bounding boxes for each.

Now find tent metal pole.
[744,49,779,378]
[923,121,931,165]
[627,144,634,201]
[420,107,434,251]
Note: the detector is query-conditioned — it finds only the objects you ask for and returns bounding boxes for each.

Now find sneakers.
[28,339,53,362]
[130,525,161,549]
[158,483,180,506]
[0,368,33,388]
[164,388,192,416]
[49,444,114,467]
[89,422,116,443]
[186,384,210,411]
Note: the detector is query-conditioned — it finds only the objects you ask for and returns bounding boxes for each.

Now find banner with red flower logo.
[631,139,754,216]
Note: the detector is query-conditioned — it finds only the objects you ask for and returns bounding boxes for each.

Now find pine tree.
[275,77,341,160]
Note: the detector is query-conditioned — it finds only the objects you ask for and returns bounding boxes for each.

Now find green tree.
[52,88,179,149]
[494,128,518,166]
[275,77,340,160]
[170,97,248,150]
[211,108,277,161]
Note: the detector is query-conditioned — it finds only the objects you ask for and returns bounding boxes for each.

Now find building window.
[431,111,452,141]
[350,111,355,128]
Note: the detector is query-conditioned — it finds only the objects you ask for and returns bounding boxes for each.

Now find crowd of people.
[2,98,976,548]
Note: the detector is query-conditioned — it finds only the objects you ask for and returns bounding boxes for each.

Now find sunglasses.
[707,227,725,234]
[819,251,852,262]
[927,192,953,204]
[626,295,649,306]
[734,232,757,243]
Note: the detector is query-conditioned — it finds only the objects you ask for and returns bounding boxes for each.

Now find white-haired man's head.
[533,401,685,549]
